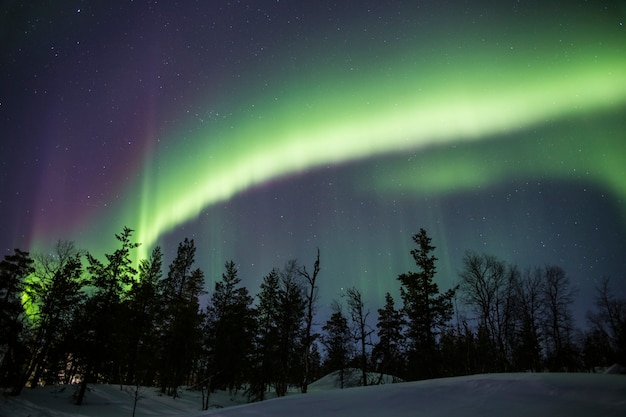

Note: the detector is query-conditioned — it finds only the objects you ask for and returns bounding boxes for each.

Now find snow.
[0,384,245,417]
[2,373,625,417]
[604,363,626,375]
[307,368,403,391]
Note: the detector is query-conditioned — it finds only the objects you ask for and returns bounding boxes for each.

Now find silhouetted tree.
[344,287,372,386]
[124,245,163,386]
[249,268,281,401]
[372,292,405,381]
[321,302,352,388]
[511,267,543,371]
[438,325,466,377]
[75,227,139,405]
[458,251,516,371]
[0,249,34,389]
[206,261,255,393]
[298,248,320,393]
[274,261,305,396]
[249,261,307,399]
[398,229,455,380]
[541,265,578,371]
[581,328,613,371]
[158,239,205,397]
[14,241,85,393]
[307,341,323,384]
[586,277,626,366]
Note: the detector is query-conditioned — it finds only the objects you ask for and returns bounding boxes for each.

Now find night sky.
[2,1,625,325]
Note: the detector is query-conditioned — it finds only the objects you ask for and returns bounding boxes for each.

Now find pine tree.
[250,268,281,401]
[274,261,305,396]
[124,245,163,386]
[321,303,353,388]
[398,229,455,380]
[372,292,405,381]
[86,227,139,306]
[75,227,139,405]
[158,239,205,397]
[206,261,255,393]
[250,261,307,399]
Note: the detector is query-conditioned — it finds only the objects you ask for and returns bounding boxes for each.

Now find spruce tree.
[76,227,139,405]
[398,228,455,380]
[321,303,352,388]
[124,245,163,386]
[250,268,281,401]
[275,261,305,396]
[158,239,205,397]
[372,292,405,381]
[206,261,255,393]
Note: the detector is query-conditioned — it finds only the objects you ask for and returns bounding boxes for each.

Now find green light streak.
[365,108,626,202]
[23,23,621,264]
[130,40,626,260]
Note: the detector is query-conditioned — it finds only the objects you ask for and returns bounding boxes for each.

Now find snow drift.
[192,373,626,417]
[2,373,625,417]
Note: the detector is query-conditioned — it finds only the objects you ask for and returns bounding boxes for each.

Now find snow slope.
[0,384,245,417]
[2,373,625,417]
[307,368,403,391]
[192,373,626,417]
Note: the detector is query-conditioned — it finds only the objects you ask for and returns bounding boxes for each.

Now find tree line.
[0,227,624,406]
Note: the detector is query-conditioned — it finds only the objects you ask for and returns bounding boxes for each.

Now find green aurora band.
[366,109,626,199]
[31,25,626,264]
[133,45,626,260]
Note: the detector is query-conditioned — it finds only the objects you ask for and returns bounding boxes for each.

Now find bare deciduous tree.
[458,251,515,370]
[298,248,320,393]
[344,287,373,386]
[586,277,626,365]
[541,265,577,370]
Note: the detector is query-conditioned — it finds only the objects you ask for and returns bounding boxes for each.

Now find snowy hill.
[2,373,626,417]
[307,368,402,391]
[193,373,626,417]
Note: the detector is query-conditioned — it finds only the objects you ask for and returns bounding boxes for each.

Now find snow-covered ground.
[2,373,625,417]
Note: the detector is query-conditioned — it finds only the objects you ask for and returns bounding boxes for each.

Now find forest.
[0,227,624,408]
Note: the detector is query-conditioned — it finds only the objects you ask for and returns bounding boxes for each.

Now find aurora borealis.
[1,1,625,322]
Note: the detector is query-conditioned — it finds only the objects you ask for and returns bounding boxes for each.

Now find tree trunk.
[75,364,92,405]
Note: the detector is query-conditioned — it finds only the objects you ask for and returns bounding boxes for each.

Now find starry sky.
[1,1,625,325]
